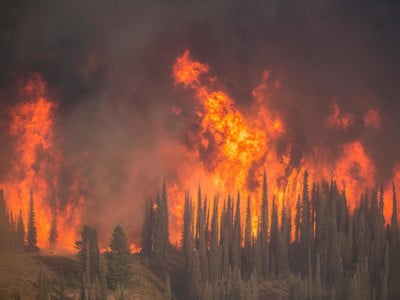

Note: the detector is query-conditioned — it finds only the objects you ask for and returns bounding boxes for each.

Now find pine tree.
[182,192,193,261]
[16,209,25,249]
[27,190,38,251]
[295,193,301,244]
[105,225,132,289]
[151,182,170,261]
[141,198,153,256]
[221,197,233,279]
[151,193,162,260]
[197,193,209,283]
[391,182,398,235]
[278,199,290,277]
[188,249,201,299]
[76,226,106,300]
[270,195,278,277]
[379,185,384,220]
[244,196,252,278]
[232,192,241,269]
[259,168,269,278]
[300,171,311,248]
[196,185,202,246]
[209,197,221,283]
[49,208,58,248]
[0,189,9,250]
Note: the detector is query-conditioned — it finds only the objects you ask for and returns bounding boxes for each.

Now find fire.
[364,108,381,130]
[325,101,354,130]
[2,74,80,251]
[170,50,384,240]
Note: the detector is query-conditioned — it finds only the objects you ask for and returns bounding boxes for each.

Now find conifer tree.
[105,225,132,289]
[259,168,269,278]
[270,195,278,277]
[182,192,193,261]
[196,185,202,245]
[27,190,38,251]
[197,193,209,283]
[244,196,252,278]
[16,209,25,249]
[278,199,290,277]
[295,193,301,244]
[76,226,106,300]
[221,197,233,279]
[300,171,311,248]
[188,249,201,300]
[151,188,170,261]
[379,185,384,220]
[232,192,241,269]
[209,197,221,283]
[391,182,398,235]
[141,198,153,256]
[49,208,58,248]
[160,181,169,255]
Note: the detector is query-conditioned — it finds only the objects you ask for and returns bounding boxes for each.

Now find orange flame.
[170,50,386,241]
[3,74,80,251]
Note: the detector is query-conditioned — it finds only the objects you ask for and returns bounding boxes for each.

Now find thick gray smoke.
[0,0,399,245]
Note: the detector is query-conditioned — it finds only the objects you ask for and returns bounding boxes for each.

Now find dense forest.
[142,170,400,300]
[1,170,400,299]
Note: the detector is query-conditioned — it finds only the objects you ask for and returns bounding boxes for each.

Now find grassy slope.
[0,252,169,300]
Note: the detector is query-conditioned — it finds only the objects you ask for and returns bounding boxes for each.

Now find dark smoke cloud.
[0,0,399,244]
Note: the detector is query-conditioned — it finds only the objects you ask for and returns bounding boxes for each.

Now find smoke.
[0,0,399,246]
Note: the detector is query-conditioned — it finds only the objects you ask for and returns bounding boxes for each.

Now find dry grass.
[0,252,168,300]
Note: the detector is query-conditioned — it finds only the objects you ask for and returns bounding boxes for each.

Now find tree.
[27,190,38,251]
[232,192,241,269]
[0,189,8,250]
[188,249,201,299]
[105,225,132,289]
[49,208,58,248]
[209,197,221,283]
[244,196,252,278]
[76,226,106,300]
[392,182,398,235]
[270,195,278,277]
[16,209,25,249]
[295,193,301,244]
[278,200,290,277]
[197,188,209,283]
[259,168,269,278]
[300,171,311,248]
[141,198,153,256]
[151,182,170,261]
[182,191,193,261]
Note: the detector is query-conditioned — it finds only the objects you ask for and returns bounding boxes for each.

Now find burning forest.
[0,0,400,299]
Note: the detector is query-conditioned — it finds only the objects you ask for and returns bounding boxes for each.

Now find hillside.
[0,252,169,300]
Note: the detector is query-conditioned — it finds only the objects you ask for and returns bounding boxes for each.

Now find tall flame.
[170,50,391,240]
[3,74,79,251]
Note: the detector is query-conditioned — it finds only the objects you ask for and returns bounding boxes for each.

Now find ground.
[0,251,168,300]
